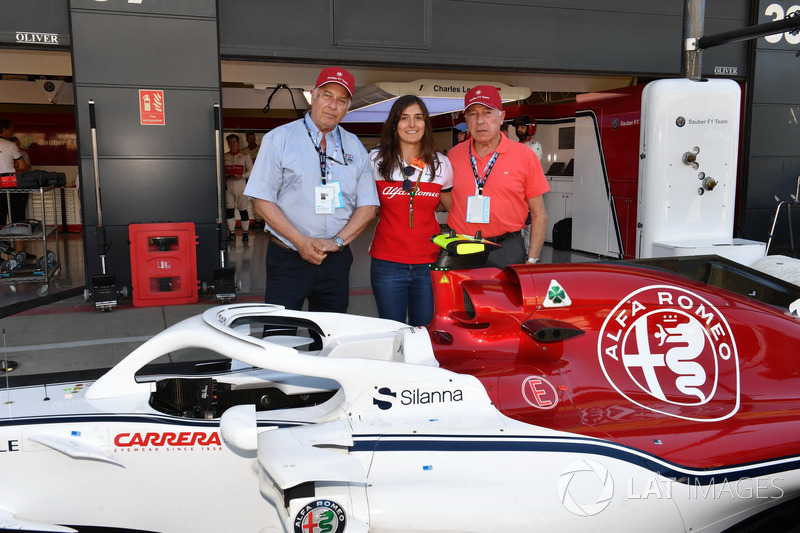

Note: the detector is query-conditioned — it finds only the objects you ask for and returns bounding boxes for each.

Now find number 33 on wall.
[764,3,800,44]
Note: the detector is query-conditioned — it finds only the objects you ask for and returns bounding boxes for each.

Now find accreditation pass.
[315,185,336,214]
[466,195,490,223]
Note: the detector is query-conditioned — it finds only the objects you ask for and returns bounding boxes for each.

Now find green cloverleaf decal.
[548,286,566,303]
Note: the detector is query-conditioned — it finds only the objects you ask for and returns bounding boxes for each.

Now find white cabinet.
[543,177,573,242]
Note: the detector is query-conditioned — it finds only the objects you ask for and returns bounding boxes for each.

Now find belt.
[0,173,15,177]
[267,233,294,251]
[485,230,521,244]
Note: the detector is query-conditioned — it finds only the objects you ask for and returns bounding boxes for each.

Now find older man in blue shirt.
[245,67,378,312]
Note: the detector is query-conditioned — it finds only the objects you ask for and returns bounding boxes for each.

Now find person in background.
[242,131,260,162]
[369,95,453,326]
[224,133,253,242]
[512,114,543,161]
[0,119,29,226]
[244,66,378,313]
[241,131,261,228]
[511,114,544,251]
[454,122,469,144]
[11,137,30,168]
[441,86,549,269]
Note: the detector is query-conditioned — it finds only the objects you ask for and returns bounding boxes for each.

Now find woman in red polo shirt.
[369,95,453,326]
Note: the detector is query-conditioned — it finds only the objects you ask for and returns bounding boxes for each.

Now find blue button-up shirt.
[244,114,378,250]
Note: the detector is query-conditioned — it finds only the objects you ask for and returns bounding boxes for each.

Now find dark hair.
[225,133,239,143]
[376,95,439,182]
[0,119,12,131]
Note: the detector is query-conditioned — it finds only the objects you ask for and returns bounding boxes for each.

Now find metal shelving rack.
[0,185,62,296]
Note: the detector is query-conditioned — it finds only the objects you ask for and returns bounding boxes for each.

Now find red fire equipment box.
[129,222,198,307]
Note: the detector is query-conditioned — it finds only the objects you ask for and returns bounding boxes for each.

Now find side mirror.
[220,404,258,452]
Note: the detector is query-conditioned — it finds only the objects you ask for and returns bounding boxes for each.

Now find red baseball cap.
[314,67,355,97]
[464,85,503,111]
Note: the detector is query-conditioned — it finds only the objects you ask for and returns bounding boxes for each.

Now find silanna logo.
[598,285,739,422]
[373,386,463,410]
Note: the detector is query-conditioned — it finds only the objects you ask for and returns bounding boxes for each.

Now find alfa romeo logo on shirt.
[598,285,739,422]
[294,500,347,533]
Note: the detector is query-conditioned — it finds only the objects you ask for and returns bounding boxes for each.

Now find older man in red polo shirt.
[442,85,549,268]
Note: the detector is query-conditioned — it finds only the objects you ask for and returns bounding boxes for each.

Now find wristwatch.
[333,236,345,249]
[526,257,539,264]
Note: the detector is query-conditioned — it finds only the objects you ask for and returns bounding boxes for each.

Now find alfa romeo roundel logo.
[598,285,739,421]
[294,499,347,533]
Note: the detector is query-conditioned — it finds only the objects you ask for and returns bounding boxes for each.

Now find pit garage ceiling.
[221,61,635,120]
[341,79,532,123]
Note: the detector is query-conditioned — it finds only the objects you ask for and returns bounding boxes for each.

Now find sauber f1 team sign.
[598,285,739,422]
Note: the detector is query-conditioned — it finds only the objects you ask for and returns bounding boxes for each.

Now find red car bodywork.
[429,260,800,471]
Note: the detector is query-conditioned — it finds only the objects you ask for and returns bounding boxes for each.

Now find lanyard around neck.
[397,156,425,227]
[469,143,499,195]
[304,116,347,184]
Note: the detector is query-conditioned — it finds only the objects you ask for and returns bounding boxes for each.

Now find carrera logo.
[598,285,739,421]
[373,386,463,410]
[114,431,221,447]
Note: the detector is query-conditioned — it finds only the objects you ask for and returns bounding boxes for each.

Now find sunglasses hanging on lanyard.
[398,156,425,228]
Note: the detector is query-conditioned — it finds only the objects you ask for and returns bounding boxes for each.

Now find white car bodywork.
[0,304,795,532]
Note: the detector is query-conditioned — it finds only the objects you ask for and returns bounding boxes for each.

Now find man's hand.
[322,238,343,253]
[295,236,328,265]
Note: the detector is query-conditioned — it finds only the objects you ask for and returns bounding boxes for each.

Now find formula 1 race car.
[1,236,800,532]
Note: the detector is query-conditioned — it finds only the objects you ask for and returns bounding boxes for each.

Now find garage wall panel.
[0,0,70,48]
[752,49,800,104]
[741,0,800,250]
[333,0,430,49]
[749,104,800,157]
[218,0,750,77]
[71,87,220,158]
[70,15,220,88]
[70,0,222,287]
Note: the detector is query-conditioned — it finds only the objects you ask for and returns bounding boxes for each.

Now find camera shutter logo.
[558,459,614,517]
